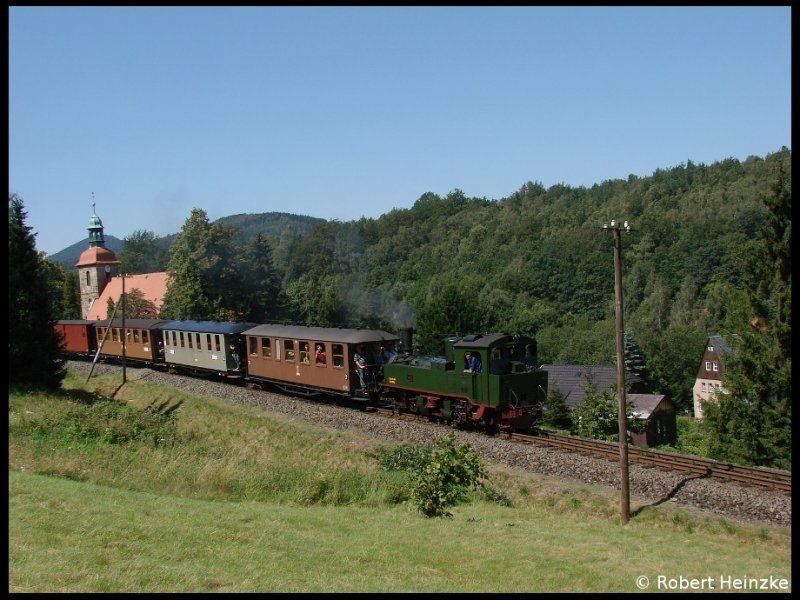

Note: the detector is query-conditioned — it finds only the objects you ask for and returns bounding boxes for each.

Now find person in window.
[463,351,481,374]
[315,344,326,365]
[300,342,310,364]
[521,343,538,368]
[353,347,368,389]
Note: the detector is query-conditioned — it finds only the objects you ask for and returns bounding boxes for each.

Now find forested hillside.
[275,149,788,414]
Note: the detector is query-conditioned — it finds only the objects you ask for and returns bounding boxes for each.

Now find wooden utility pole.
[121,272,127,385]
[605,219,630,525]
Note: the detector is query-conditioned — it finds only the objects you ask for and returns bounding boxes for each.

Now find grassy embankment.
[8,370,792,592]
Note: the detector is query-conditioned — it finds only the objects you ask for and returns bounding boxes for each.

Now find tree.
[61,269,81,319]
[239,233,283,323]
[107,288,159,319]
[704,159,792,469]
[8,193,66,389]
[543,385,572,430]
[415,281,482,355]
[623,330,650,391]
[118,229,169,274]
[160,209,243,320]
[570,371,644,441]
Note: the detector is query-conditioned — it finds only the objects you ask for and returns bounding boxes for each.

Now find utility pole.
[121,272,127,385]
[603,219,630,525]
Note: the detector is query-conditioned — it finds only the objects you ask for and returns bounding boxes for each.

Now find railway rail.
[508,430,791,494]
[369,407,791,495]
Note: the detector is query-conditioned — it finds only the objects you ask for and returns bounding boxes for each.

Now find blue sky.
[9,6,791,257]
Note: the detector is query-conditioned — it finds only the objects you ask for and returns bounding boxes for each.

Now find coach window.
[180,332,185,348]
[206,334,212,351]
[332,344,344,368]
[300,341,310,363]
[142,330,149,345]
[215,335,221,352]
[171,331,177,347]
[249,337,258,357]
[196,333,201,350]
[261,338,271,359]
[188,332,193,349]
[112,328,119,342]
[284,340,295,362]
[133,329,140,344]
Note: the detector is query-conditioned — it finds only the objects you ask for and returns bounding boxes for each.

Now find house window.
[708,346,714,352]
[85,271,90,286]
[702,382,707,392]
[705,361,712,371]
[712,361,719,372]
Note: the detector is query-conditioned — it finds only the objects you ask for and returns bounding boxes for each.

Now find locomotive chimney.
[400,327,414,354]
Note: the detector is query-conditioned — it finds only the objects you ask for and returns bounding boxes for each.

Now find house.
[628,393,677,447]
[540,364,676,447]
[692,335,738,420]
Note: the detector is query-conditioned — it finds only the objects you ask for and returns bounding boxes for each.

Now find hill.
[44,212,324,269]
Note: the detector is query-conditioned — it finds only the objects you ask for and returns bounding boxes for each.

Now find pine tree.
[543,384,572,430]
[8,193,66,389]
[705,159,791,469]
[623,330,650,391]
[240,233,283,322]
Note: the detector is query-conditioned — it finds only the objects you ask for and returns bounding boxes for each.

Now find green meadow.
[8,371,791,593]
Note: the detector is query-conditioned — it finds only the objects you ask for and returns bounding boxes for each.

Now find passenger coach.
[154,320,257,377]
[242,324,399,397]
[93,318,168,364]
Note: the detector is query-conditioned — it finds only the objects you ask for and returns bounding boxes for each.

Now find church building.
[75,200,168,320]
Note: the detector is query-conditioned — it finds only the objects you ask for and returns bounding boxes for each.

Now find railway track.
[508,430,791,494]
[369,407,791,495]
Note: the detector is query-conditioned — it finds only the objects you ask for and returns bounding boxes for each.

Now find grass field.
[8,371,792,592]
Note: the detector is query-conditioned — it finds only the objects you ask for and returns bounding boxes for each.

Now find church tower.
[76,197,120,319]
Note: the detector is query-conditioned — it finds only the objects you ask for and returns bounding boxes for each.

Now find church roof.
[86,272,168,320]
[75,246,120,267]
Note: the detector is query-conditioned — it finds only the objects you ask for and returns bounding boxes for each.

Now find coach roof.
[155,320,259,334]
[243,324,399,345]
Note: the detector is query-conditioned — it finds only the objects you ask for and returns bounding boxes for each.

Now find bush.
[409,433,486,517]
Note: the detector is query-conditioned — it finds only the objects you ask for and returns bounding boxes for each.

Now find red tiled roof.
[75,246,120,267]
[87,272,168,320]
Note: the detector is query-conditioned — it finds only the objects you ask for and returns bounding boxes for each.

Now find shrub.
[409,432,486,517]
